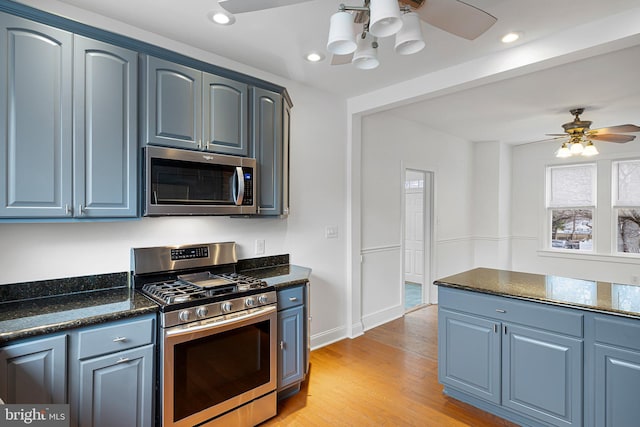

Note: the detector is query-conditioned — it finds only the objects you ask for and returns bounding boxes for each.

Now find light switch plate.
[325,225,338,239]
[255,239,265,255]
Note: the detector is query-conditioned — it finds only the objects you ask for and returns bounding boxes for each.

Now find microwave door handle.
[233,166,244,206]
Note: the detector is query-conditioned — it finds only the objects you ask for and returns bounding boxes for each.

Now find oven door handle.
[165,305,276,338]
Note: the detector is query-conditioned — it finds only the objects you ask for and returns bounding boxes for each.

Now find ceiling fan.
[219,0,496,40]
[546,108,640,158]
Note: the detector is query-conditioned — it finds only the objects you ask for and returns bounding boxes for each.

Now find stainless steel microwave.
[143,146,257,216]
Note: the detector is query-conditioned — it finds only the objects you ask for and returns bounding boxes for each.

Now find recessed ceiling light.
[501,32,521,43]
[208,10,235,26]
[305,52,325,63]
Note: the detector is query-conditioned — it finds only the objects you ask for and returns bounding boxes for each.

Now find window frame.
[612,158,640,256]
[545,163,597,252]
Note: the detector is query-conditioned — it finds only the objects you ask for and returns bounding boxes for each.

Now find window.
[613,159,640,254]
[546,164,595,251]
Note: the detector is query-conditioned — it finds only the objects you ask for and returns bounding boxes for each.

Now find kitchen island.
[435,268,640,427]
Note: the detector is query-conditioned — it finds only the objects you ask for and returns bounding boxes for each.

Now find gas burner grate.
[216,273,266,289]
[142,281,207,304]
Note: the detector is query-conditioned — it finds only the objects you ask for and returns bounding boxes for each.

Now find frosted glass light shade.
[327,11,357,55]
[352,34,379,70]
[369,0,402,38]
[582,141,599,156]
[556,143,571,158]
[394,12,425,55]
[570,141,584,154]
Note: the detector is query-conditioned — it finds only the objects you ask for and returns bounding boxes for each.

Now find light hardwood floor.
[262,305,516,426]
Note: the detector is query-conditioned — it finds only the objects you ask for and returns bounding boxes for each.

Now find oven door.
[161,305,277,427]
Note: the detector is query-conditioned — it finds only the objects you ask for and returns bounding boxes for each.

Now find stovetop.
[141,272,272,307]
[131,242,278,327]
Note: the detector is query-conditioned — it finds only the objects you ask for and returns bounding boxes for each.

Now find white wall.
[0,1,349,350]
[511,138,640,283]
[360,112,474,329]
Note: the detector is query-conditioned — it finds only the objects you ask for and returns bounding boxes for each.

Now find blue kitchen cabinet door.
[278,305,304,390]
[594,343,640,427]
[251,87,284,216]
[438,308,501,404]
[502,323,583,427]
[73,35,138,217]
[141,55,202,150]
[0,334,67,404]
[77,344,154,427]
[0,12,73,218]
[203,73,249,156]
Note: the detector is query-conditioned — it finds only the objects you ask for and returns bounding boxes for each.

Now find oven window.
[151,158,235,205]
[173,320,271,422]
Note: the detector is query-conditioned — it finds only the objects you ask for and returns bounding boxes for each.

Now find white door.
[404,171,425,285]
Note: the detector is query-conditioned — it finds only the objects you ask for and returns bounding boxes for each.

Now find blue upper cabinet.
[140,55,202,150]
[141,55,249,156]
[252,87,289,216]
[73,35,138,218]
[0,13,138,219]
[203,74,249,156]
[0,13,73,218]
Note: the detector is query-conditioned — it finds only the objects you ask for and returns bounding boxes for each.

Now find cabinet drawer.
[77,316,155,359]
[439,287,583,338]
[277,286,304,310]
[594,315,640,351]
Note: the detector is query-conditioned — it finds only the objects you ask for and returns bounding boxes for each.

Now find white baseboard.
[362,304,404,331]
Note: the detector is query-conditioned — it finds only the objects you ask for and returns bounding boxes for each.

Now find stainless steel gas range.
[131,242,277,427]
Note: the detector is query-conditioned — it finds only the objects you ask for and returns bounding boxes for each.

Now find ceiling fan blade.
[331,53,354,65]
[546,133,567,137]
[218,0,312,14]
[588,134,636,143]
[413,0,497,40]
[589,124,640,135]
[522,136,567,145]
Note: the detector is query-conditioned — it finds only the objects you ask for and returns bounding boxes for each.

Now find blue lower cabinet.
[502,324,582,427]
[77,344,154,427]
[591,314,640,427]
[438,287,583,427]
[277,284,309,398]
[0,334,67,404]
[69,314,156,427]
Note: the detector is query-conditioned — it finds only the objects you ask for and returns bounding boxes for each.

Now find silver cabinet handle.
[65,204,72,216]
[78,204,86,215]
[280,341,284,350]
[116,357,130,364]
[113,336,127,343]
[289,297,298,302]
[495,309,506,313]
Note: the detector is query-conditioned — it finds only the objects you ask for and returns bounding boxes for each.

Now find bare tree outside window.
[617,209,640,253]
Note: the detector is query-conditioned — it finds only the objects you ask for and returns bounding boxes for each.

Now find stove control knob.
[196,306,209,318]
[258,295,269,304]
[221,302,233,313]
[245,297,256,307]
[179,310,192,322]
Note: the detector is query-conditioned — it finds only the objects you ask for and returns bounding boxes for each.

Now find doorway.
[403,169,433,311]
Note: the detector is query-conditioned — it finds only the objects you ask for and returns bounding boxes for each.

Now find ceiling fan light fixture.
[369,0,403,38]
[394,12,425,55]
[305,52,325,62]
[352,34,380,70]
[582,140,599,156]
[327,11,357,55]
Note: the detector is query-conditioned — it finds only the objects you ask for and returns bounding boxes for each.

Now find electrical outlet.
[255,239,265,255]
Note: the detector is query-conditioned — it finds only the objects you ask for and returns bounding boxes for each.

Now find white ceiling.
[22,0,640,145]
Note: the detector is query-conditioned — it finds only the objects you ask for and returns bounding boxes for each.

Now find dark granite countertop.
[0,273,158,344]
[435,267,640,319]
[0,255,310,345]
[240,264,312,289]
